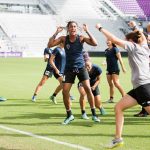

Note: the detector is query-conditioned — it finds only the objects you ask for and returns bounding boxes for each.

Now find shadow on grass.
[0,132,149,139]
[0,111,149,126]
[0,148,18,150]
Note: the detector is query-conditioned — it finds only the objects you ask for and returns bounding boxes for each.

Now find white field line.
[0,125,92,150]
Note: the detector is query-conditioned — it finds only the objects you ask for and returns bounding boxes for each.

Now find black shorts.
[106,70,120,75]
[53,71,63,79]
[63,67,89,83]
[78,83,100,96]
[127,83,150,107]
[43,67,53,78]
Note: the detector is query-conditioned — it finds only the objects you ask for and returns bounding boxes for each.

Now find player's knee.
[80,94,85,99]
[109,83,114,88]
[83,84,91,92]
[114,103,121,113]
[62,89,69,96]
[39,81,45,86]
[114,81,120,87]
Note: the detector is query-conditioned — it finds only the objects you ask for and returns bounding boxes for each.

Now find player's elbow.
[47,43,51,48]
[94,43,98,46]
[92,41,98,46]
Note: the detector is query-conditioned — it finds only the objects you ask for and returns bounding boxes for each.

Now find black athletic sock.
[110,96,113,99]
[53,93,57,97]
[81,110,86,115]
[91,108,96,116]
[66,110,72,118]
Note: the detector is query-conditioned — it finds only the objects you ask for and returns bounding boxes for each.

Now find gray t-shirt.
[125,42,150,89]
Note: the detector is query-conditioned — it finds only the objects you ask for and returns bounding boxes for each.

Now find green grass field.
[0,57,149,150]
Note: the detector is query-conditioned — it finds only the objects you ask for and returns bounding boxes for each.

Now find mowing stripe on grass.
[0,125,92,150]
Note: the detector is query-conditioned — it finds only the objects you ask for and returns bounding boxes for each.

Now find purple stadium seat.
[137,0,150,19]
[111,0,145,16]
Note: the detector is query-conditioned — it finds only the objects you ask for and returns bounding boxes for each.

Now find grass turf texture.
[0,57,149,150]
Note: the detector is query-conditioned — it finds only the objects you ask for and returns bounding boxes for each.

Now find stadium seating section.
[0,0,149,57]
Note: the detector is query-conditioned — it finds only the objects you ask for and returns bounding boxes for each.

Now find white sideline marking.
[0,125,92,150]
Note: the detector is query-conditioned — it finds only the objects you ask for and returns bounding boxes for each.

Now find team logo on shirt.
[66,44,70,50]
[48,49,52,54]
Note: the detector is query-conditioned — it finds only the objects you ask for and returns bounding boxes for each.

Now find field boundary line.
[0,125,92,150]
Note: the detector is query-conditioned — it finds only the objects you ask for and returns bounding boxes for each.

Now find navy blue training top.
[52,47,66,74]
[89,64,102,86]
[44,48,53,70]
[64,35,85,70]
[105,47,120,72]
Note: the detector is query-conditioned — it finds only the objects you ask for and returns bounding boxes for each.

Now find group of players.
[31,20,150,148]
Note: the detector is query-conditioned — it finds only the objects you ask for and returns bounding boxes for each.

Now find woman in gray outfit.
[96,23,150,149]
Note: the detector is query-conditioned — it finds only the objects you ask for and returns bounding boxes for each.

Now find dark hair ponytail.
[112,43,117,47]
[125,31,142,43]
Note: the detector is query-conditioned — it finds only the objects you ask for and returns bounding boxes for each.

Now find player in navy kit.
[105,40,126,103]
[32,48,53,102]
[78,63,106,120]
[48,21,100,124]
[49,43,66,104]
[32,46,66,103]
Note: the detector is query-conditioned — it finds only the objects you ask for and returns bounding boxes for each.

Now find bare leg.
[82,79,95,109]
[107,75,114,98]
[33,75,49,95]
[53,76,63,95]
[95,95,102,109]
[78,86,87,111]
[114,94,137,139]
[144,106,150,115]
[62,83,72,110]
[112,74,125,97]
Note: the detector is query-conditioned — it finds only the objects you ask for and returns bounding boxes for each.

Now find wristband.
[99,27,103,32]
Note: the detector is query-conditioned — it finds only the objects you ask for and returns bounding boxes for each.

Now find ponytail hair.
[112,43,117,47]
[125,31,142,43]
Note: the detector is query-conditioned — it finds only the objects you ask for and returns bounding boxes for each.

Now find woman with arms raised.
[96,23,150,148]
[48,21,100,125]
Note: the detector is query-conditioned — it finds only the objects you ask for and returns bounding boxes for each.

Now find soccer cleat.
[134,112,147,117]
[0,97,7,101]
[62,115,74,125]
[92,115,100,122]
[50,95,57,104]
[32,96,36,102]
[105,138,124,149]
[100,107,106,115]
[81,113,89,120]
[70,95,75,101]
[105,99,114,103]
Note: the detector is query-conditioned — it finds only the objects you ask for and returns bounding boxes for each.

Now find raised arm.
[96,23,126,49]
[140,31,148,45]
[47,26,65,48]
[82,24,98,46]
